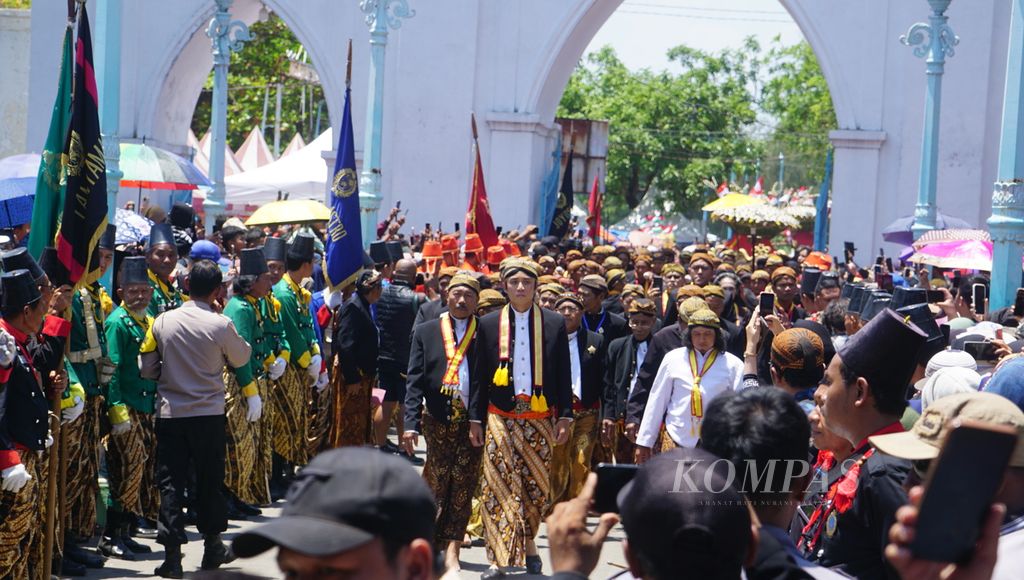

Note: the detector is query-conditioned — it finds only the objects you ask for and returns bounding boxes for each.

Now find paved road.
[78,443,631,579]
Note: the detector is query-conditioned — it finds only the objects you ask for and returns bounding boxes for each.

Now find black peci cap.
[840,282,855,300]
[848,285,868,313]
[98,224,116,251]
[2,247,44,282]
[239,248,269,277]
[800,268,822,296]
[148,223,176,250]
[232,447,435,558]
[287,232,315,263]
[262,237,286,263]
[861,293,891,322]
[1,269,41,313]
[896,303,946,364]
[168,203,195,230]
[119,256,149,286]
[891,286,927,311]
[838,308,928,392]
[368,241,389,265]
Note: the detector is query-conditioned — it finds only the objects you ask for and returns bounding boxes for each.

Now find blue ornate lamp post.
[988,0,1024,309]
[901,0,959,240]
[358,0,413,247]
[204,0,251,234]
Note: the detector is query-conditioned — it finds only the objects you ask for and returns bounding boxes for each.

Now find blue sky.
[585,0,806,71]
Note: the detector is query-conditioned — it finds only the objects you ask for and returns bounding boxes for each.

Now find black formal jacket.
[414,297,447,327]
[747,528,815,580]
[601,295,624,317]
[583,309,628,343]
[571,328,605,409]
[625,323,684,426]
[334,293,379,384]
[603,334,651,421]
[404,316,477,432]
[470,306,573,421]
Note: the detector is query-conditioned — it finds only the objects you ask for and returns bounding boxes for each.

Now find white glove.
[325,288,343,309]
[245,394,263,422]
[307,355,323,380]
[45,432,53,449]
[315,371,329,392]
[62,397,85,423]
[268,357,287,381]
[0,330,16,367]
[1,464,31,493]
[111,420,132,436]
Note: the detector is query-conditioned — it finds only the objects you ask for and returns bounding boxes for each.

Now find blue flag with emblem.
[324,85,363,289]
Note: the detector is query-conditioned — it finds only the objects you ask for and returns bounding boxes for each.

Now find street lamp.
[358,0,414,247]
[204,0,252,234]
[901,0,959,240]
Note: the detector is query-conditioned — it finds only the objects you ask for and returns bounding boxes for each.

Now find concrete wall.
[24,0,1016,256]
[0,9,31,158]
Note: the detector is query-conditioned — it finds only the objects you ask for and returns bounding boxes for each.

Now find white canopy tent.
[224,128,332,205]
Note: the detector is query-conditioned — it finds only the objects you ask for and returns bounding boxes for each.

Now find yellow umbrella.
[244,199,330,226]
[701,193,763,212]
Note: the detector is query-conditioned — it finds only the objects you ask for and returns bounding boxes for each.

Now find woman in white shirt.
[635,308,744,462]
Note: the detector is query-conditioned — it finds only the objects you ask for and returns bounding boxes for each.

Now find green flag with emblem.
[28,22,74,260]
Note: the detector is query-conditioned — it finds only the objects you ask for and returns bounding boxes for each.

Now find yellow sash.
[494,305,547,412]
[687,348,718,419]
[439,313,476,396]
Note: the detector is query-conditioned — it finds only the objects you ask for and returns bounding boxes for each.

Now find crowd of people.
[0,200,1022,580]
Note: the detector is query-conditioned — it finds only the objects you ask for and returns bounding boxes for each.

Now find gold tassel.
[530,393,541,412]
[537,393,548,413]
[493,365,509,387]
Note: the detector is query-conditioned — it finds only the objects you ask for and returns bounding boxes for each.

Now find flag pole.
[346,39,352,88]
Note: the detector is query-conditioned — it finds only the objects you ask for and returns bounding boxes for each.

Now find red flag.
[587,175,602,243]
[465,141,499,249]
[717,181,729,196]
[752,176,764,195]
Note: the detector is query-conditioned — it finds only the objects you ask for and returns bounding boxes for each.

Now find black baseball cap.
[617,447,752,579]
[232,447,436,558]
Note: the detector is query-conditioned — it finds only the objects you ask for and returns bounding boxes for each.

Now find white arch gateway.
[25,0,1012,254]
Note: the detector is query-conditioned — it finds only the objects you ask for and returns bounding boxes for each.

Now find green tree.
[191,14,325,152]
[0,0,31,8]
[758,39,837,190]
[558,44,761,223]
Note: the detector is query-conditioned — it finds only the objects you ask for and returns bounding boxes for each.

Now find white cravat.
[453,316,471,405]
[630,339,649,396]
[512,308,532,397]
[568,331,582,400]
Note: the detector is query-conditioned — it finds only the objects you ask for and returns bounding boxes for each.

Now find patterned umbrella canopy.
[882,213,974,247]
[0,177,35,228]
[711,204,800,233]
[120,142,211,190]
[912,228,991,250]
[909,239,993,271]
[114,207,153,245]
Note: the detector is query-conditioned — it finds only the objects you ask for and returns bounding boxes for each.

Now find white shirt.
[630,340,649,396]
[453,316,471,406]
[568,331,582,400]
[636,346,743,449]
[512,308,533,397]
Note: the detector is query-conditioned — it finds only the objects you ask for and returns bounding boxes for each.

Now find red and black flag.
[57,3,108,288]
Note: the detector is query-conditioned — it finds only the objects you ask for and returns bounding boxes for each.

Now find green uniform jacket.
[104,305,158,415]
[224,295,268,394]
[69,284,110,396]
[147,269,186,318]
[273,274,319,369]
[261,295,291,365]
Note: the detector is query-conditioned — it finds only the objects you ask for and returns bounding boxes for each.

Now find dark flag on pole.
[324,41,364,290]
[547,142,574,239]
[56,4,108,288]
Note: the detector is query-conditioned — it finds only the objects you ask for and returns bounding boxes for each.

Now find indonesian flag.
[717,181,729,196]
[752,176,764,195]
[587,175,602,243]
[465,141,499,249]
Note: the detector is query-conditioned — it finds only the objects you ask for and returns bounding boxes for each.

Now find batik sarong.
[271,364,309,465]
[480,412,554,568]
[0,450,39,579]
[422,409,483,543]
[106,408,159,519]
[66,396,102,539]
[550,409,599,507]
[325,360,373,449]
[224,370,260,505]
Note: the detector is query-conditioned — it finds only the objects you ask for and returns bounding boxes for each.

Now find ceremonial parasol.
[711,204,800,232]
[244,199,330,226]
[912,228,991,250]
[701,193,762,212]
[114,208,153,245]
[0,177,36,228]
